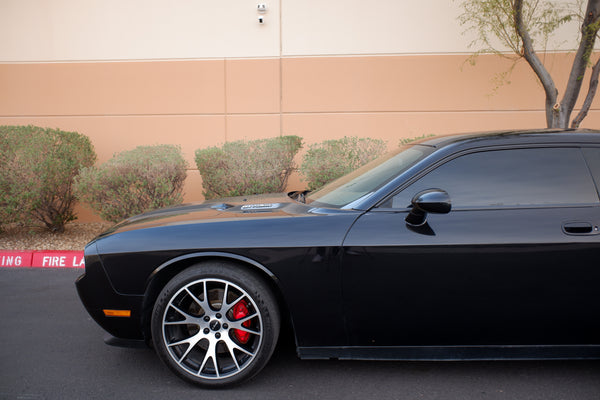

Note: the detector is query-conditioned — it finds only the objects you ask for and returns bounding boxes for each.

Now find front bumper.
[75,252,145,340]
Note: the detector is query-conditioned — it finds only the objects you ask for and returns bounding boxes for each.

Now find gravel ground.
[0,222,113,250]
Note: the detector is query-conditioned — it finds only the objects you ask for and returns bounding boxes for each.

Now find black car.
[76,129,600,387]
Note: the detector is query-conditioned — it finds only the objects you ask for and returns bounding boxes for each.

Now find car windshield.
[306,145,434,209]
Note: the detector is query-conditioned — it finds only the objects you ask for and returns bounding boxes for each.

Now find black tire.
[151,261,280,387]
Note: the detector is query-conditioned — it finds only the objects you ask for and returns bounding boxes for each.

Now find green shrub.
[399,134,435,145]
[300,136,387,191]
[0,125,96,232]
[75,145,187,222]
[195,136,302,199]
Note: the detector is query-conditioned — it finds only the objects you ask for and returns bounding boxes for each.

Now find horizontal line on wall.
[281,109,599,116]
[279,49,581,59]
[3,109,599,119]
[0,49,587,65]
[0,56,279,65]
[282,110,551,115]
[0,113,228,118]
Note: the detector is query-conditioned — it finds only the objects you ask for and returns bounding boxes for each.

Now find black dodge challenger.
[77,129,600,387]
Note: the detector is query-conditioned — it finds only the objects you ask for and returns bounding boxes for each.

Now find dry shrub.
[300,137,387,191]
[195,136,302,199]
[75,145,187,222]
[0,125,96,232]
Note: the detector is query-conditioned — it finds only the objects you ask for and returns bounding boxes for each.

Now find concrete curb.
[0,250,84,268]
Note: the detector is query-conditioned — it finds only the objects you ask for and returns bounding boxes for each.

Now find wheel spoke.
[229,310,258,326]
[168,304,198,325]
[198,340,220,378]
[177,342,197,363]
[167,332,204,363]
[223,337,241,370]
[164,320,190,326]
[168,332,202,348]
[220,283,243,314]
[229,319,260,335]
[185,284,211,315]
[223,336,255,357]
[220,283,231,313]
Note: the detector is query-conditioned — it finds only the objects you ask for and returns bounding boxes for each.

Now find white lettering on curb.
[1,255,22,267]
[72,256,85,267]
[42,256,66,267]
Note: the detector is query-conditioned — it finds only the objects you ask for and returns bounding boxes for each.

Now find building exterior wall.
[0,1,598,221]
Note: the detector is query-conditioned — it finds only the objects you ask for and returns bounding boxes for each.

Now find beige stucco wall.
[0,0,583,61]
[0,0,281,61]
[0,1,598,222]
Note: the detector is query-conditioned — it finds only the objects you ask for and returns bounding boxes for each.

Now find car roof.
[417,128,600,150]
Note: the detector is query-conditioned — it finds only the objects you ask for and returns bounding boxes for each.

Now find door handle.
[562,222,595,235]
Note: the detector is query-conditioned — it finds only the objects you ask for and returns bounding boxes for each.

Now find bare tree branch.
[559,1,600,127]
[514,0,559,127]
[571,56,600,127]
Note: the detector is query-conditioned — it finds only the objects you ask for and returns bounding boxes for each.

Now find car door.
[342,145,600,349]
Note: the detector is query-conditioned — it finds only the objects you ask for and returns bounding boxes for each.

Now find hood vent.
[240,203,281,212]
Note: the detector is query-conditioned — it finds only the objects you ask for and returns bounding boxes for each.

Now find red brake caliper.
[232,300,252,344]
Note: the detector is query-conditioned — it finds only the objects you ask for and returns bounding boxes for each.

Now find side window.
[390,147,599,209]
[582,147,600,197]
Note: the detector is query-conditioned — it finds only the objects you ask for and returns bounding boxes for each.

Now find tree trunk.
[514,0,559,128]
[558,0,600,128]
[572,57,600,128]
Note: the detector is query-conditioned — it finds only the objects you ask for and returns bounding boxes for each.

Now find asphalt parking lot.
[1,268,600,400]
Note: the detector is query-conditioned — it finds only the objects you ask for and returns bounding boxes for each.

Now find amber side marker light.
[103,309,131,317]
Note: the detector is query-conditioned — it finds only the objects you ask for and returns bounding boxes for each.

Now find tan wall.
[2,52,600,223]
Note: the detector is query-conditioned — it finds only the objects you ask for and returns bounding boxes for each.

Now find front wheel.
[151,262,280,387]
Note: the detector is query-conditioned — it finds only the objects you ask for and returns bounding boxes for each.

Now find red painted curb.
[0,250,84,268]
[0,251,32,267]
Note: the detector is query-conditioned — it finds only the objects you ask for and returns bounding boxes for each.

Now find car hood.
[96,193,312,237]
[87,192,362,256]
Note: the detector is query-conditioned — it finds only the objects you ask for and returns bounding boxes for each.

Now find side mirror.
[405,189,451,227]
